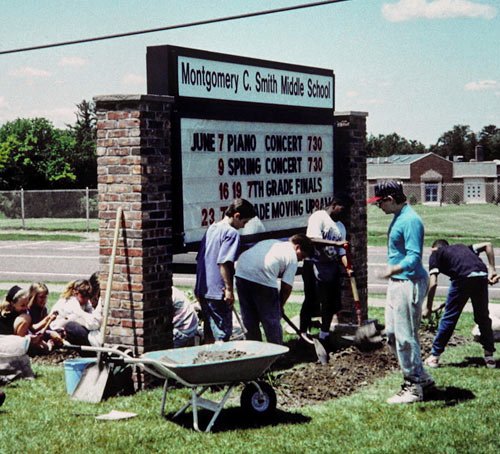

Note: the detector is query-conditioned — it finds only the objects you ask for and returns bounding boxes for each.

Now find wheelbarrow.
[71,340,288,432]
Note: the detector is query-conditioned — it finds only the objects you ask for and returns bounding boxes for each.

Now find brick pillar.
[334,111,369,322]
[94,94,174,356]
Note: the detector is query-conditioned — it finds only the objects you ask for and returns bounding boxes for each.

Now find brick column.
[94,94,174,356]
[333,111,369,322]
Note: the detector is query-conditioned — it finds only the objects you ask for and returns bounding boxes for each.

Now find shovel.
[72,207,123,403]
[342,243,380,346]
[282,312,328,364]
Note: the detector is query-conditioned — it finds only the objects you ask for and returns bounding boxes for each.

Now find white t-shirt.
[306,209,346,261]
[235,240,298,289]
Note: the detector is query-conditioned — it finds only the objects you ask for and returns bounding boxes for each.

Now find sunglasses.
[375,197,391,207]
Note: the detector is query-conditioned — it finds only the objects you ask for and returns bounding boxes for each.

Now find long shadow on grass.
[447,356,498,369]
[164,407,311,433]
[422,386,475,408]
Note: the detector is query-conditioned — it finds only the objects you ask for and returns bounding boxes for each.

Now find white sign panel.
[181,118,334,244]
[178,56,333,109]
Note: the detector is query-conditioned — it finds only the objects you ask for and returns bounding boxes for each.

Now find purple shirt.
[195,220,241,300]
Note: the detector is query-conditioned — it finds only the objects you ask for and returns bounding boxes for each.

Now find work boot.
[387,383,423,404]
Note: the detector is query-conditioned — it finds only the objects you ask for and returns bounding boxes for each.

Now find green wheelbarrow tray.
[138,340,289,432]
[74,340,288,432]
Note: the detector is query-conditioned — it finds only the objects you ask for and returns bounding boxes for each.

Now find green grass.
[1,310,498,453]
[0,232,86,241]
[368,203,500,247]
[0,217,98,232]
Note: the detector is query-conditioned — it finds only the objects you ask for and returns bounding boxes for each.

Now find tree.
[366,133,426,157]
[67,100,97,188]
[478,125,500,161]
[430,125,477,161]
[0,118,76,189]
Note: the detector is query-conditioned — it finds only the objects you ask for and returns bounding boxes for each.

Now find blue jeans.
[385,277,433,385]
[236,277,283,344]
[200,298,232,342]
[432,277,495,356]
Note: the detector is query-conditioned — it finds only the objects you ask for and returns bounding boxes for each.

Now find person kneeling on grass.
[50,279,102,346]
[423,240,497,369]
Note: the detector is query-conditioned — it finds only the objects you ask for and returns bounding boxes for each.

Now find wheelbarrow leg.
[203,384,236,433]
[160,378,169,417]
[174,386,210,419]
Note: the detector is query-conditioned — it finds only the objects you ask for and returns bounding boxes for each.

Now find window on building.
[425,183,438,202]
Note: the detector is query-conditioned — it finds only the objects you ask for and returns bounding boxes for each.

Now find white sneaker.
[425,355,440,368]
[387,383,423,404]
[484,356,496,369]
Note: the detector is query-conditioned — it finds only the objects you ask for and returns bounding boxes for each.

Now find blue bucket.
[63,358,96,395]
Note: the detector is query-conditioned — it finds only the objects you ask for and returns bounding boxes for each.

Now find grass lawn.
[368,203,500,247]
[1,310,498,453]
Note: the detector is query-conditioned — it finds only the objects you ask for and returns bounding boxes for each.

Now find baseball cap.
[367,180,404,204]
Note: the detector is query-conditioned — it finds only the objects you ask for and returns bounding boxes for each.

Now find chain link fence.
[0,188,98,231]
[368,182,500,205]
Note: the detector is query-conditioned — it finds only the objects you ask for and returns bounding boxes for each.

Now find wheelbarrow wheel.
[240,381,276,417]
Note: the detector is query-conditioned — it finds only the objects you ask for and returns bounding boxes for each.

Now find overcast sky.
[0,0,498,145]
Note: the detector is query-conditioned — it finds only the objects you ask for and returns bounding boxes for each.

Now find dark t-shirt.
[28,305,47,325]
[0,312,18,335]
[428,244,487,280]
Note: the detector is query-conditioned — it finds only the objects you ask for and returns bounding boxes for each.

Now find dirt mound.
[273,330,467,408]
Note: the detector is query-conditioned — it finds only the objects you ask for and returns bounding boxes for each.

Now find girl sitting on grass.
[0,285,45,351]
[50,279,102,346]
[28,282,64,352]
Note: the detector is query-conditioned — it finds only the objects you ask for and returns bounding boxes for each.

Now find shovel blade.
[71,362,111,403]
[313,339,328,365]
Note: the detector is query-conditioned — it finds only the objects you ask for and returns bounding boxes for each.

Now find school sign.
[147,45,335,249]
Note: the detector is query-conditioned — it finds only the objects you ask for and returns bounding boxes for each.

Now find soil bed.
[31,330,468,409]
[272,330,467,409]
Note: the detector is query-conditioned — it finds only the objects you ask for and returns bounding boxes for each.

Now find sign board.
[177,56,333,109]
[181,118,333,244]
[147,45,335,250]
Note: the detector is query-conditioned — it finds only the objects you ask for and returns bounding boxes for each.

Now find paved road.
[0,240,499,299]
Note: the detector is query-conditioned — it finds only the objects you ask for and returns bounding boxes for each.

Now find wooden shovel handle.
[101,206,123,345]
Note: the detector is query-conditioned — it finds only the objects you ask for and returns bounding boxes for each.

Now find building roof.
[366,153,431,165]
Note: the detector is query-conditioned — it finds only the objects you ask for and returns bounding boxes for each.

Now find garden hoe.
[71,207,123,403]
[282,312,328,364]
[342,243,381,347]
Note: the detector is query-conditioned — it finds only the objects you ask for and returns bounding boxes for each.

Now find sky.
[0,0,498,146]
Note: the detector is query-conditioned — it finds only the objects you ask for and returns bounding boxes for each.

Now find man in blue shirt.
[195,199,255,342]
[423,240,497,369]
[368,180,434,404]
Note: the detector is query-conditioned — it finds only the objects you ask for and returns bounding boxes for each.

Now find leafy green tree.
[430,124,477,161]
[0,118,76,189]
[478,125,500,161]
[366,133,426,157]
[67,100,97,188]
